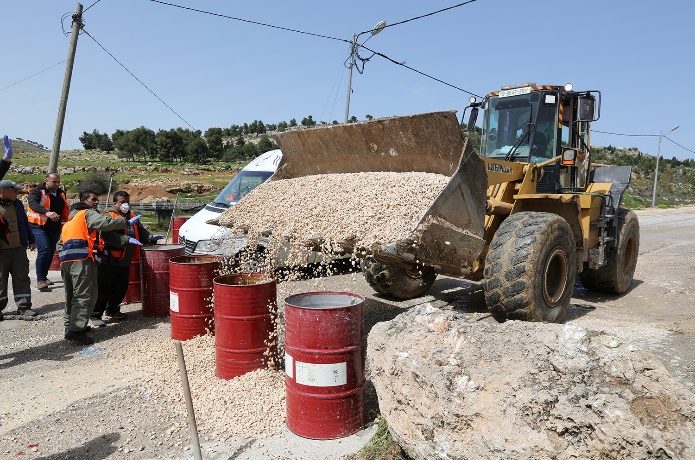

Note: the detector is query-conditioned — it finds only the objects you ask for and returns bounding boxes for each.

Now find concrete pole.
[344,33,357,124]
[651,130,663,208]
[49,2,83,173]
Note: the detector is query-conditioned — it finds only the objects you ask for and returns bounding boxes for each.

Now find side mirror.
[578,96,596,121]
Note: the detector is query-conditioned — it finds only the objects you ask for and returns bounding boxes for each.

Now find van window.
[211,171,273,208]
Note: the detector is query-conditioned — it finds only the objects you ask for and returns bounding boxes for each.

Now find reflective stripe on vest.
[27,190,70,226]
[104,210,141,261]
[60,210,103,264]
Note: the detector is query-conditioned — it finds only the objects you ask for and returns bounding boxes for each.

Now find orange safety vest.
[27,190,70,226]
[59,210,104,264]
[104,210,141,261]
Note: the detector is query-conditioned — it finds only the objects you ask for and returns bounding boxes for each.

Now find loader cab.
[479,83,560,163]
[476,83,600,193]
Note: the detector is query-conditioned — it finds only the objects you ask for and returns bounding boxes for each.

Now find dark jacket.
[0,159,10,181]
[28,183,68,234]
[0,198,36,247]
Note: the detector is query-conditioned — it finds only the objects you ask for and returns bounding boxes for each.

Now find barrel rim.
[213,272,275,287]
[284,291,365,310]
[169,255,222,265]
[142,244,185,251]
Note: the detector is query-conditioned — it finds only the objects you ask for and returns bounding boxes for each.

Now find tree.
[79,129,113,151]
[186,137,209,164]
[204,127,225,160]
[79,131,96,150]
[257,134,278,153]
[301,115,316,127]
[277,121,288,132]
[156,129,185,163]
[113,127,156,161]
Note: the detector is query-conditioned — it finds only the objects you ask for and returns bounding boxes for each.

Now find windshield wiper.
[504,122,534,161]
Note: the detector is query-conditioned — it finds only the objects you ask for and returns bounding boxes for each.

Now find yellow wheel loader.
[269,83,639,323]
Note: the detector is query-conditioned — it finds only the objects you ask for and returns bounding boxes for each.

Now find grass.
[348,417,409,460]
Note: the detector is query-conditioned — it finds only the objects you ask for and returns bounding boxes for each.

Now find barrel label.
[285,354,294,378]
[295,361,347,387]
[170,291,179,312]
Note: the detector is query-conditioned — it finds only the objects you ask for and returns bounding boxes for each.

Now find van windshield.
[211,171,273,208]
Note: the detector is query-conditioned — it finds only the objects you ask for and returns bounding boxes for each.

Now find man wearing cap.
[27,172,69,291]
[0,179,37,320]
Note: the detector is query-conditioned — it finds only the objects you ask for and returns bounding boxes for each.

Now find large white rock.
[367,304,695,459]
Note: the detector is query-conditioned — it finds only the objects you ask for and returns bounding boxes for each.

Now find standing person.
[1,135,14,181]
[60,190,133,344]
[0,180,37,320]
[91,191,164,326]
[27,172,69,291]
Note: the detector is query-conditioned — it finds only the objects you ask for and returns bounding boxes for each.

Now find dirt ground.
[0,206,693,459]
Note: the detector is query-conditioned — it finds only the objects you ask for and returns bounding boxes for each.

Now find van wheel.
[580,209,639,294]
[362,257,436,299]
[484,212,576,323]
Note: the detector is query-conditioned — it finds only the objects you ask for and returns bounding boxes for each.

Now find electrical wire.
[368,0,477,34]
[361,44,483,99]
[147,0,348,44]
[665,136,695,155]
[592,130,657,137]
[81,27,196,130]
[0,60,67,92]
[83,0,104,13]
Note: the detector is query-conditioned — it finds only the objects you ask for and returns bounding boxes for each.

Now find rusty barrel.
[123,259,142,303]
[49,251,61,271]
[169,255,221,340]
[284,291,365,439]
[214,273,277,380]
[171,217,189,244]
[140,244,185,317]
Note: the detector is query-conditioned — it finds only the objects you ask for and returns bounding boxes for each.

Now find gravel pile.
[118,334,287,440]
[217,171,450,253]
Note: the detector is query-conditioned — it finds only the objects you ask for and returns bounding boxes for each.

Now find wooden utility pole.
[49,2,83,173]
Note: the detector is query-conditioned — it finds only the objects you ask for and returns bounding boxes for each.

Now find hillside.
[4,141,695,210]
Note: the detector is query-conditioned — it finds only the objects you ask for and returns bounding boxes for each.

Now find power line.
[147,0,348,44]
[83,0,104,13]
[665,136,695,155]
[592,130,657,137]
[0,60,67,92]
[81,27,196,130]
[374,0,477,34]
[362,44,483,99]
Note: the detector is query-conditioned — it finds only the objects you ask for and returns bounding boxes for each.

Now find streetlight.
[344,20,386,124]
[651,124,680,207]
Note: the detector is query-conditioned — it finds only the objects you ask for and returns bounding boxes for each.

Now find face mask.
[120,203,130,213]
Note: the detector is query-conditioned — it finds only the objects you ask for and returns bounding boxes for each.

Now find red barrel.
[214,273,278,380]
[140,245,185,317]
[49,252,61,271]
[171,217,189,244]
[169,255,221,340]
[123,259,142,304]
[284,291,365,439]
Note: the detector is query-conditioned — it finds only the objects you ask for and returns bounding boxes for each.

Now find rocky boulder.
[367,304,695,459]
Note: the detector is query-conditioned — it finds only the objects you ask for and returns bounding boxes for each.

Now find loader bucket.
[273,111,488,277]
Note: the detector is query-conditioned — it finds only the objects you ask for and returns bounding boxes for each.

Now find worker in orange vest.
[27,172,69,291]
[60,190,135,345]
[91,190,164,326]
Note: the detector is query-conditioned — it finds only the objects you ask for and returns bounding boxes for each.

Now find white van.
[177,149,282,255]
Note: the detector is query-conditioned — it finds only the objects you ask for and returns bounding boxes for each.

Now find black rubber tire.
[580,209,640,294]
[483,212,576,323]
[361,257,437,300]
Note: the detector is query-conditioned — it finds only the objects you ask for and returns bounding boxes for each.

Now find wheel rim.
[543,247,568,306]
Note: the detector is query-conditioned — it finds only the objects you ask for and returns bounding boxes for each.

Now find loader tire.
[483,212,576,323]
[361,258,436,300]
[580,209,639,294]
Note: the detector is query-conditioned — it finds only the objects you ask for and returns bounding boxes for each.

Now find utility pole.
[49,2,83,173]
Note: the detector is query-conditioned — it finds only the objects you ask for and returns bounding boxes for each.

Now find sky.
[2,0,694,160]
